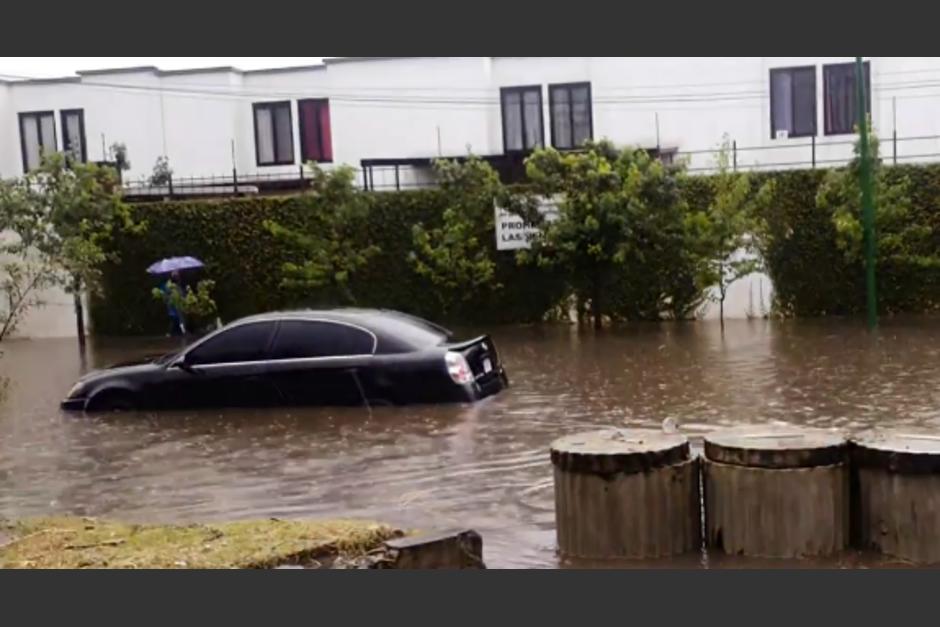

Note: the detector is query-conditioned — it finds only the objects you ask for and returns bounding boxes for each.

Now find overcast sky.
[0,57,328,79]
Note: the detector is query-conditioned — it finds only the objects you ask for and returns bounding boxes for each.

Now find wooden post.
[380,529,484,569]
[703,426,849,559]
[853,430,940,564]
[550,429,701,560]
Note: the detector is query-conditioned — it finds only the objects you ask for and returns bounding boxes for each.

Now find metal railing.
[121,166,315,199]
[678,133,940,173]
[117,133,940,200]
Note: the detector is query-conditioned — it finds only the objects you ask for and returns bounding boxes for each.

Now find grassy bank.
[0,516,402,569]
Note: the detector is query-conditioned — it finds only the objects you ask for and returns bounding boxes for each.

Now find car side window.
[186,322,276,365]
[269,320,374,359]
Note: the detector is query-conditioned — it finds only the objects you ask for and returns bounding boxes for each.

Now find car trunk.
[447,335,505,385]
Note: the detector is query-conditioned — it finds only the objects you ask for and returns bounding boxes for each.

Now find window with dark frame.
[253,101,294,166]
[824,61,871,136]
[61,109,87,163]
[550,82,593,149]
[501,85,543,152]
[18,111,57,172]
[298,99,333,163]
[770,66,816,139]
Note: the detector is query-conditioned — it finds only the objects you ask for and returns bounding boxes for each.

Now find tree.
[149,156,173,187]
[410,156,505,314]
[522,140,692,328]
[151,278,219,331]
[688,139,760,327]
[264,164,378,304]
[3,153,142,347]
[0,178,57,342]
[817,131,934,279]
[109,142,131,175]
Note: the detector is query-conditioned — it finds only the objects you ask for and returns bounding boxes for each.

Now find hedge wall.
[683,163,940,317]
[91,190,565,335]
[92,163,940,335]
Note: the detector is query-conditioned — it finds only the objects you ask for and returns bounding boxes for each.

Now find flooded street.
[3,318,940,568]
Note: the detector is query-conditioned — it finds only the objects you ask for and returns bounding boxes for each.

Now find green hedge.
[684,163,940,317]
[91,190,565,335]
[92,163,940,335]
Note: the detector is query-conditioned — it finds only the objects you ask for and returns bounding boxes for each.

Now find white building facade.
[3,57,940,335]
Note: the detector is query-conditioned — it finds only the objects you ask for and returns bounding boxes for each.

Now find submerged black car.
[62,309,508,412]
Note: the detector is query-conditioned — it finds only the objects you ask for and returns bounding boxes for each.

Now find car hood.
[75,354,169,385]
[106,353,172,369]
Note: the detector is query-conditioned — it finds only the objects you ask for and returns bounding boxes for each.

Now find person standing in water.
[161,271,187,336]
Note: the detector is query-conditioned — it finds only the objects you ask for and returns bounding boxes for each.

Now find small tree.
[149,156,173,187]
[109,143,131,173]
[264,164,378,304]
[689,139,760,326]
[0,177,57,342]
[522,140,690,328]
[9,153,142,347]
[410,156,504,314]
[817,131,934,276]
[0,262,55,342]
[152,278,219,331]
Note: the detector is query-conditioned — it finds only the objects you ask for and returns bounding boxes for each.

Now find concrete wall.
[3,57,940,335]
[5,57,940,179]
[0,82,11,178]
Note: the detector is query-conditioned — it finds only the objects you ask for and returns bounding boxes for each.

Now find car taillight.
[444,351,474,385]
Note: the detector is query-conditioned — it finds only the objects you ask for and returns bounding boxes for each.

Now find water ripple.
[4,319,940,567]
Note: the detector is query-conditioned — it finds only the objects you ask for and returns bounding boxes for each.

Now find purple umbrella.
[146,256,204,275]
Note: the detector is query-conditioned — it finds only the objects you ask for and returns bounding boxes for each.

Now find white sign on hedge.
[494,196,560,250]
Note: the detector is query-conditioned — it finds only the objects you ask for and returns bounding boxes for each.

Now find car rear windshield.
[372,313,449,351]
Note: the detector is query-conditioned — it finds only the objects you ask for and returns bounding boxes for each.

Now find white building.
[3,57,940,335]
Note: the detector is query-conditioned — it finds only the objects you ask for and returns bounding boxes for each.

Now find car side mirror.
[171,355,196,373]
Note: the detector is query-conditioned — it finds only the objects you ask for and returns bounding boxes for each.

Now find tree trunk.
[718,264,726,329]
[72,277,86,350]
[591,276,602,330]
[551,429,700,559]
[853,431,940,564]
[703,426,850,559]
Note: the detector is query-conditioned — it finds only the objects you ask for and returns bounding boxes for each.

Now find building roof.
[76,65,161,76]
[323,57,426,65]
[242,65,326,75]
[0,58,422,85]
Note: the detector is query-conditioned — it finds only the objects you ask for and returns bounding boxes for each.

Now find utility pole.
[855,56,877,330]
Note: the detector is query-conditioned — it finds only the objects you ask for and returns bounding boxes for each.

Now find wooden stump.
[381,529,485,569]
[703,425,849,559]
[550,429,701,560]
[853,430,940,564]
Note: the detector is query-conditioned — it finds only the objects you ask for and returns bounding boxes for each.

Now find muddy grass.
[0,517,403,569]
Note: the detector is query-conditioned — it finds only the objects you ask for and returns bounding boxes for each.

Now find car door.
[265,320,375,407]
[160,320,280,409]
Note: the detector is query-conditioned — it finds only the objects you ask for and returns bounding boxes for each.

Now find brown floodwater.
[2,318,940,568]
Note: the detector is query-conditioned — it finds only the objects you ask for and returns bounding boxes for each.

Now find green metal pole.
[856,56,877,329]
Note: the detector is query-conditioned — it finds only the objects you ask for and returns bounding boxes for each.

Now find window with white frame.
[770,66,816,139]
[19,111,57,171]
[253,101,294,166]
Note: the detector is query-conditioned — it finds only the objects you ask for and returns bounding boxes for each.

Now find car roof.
[229,308,453,350]
[232,308,441,328]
